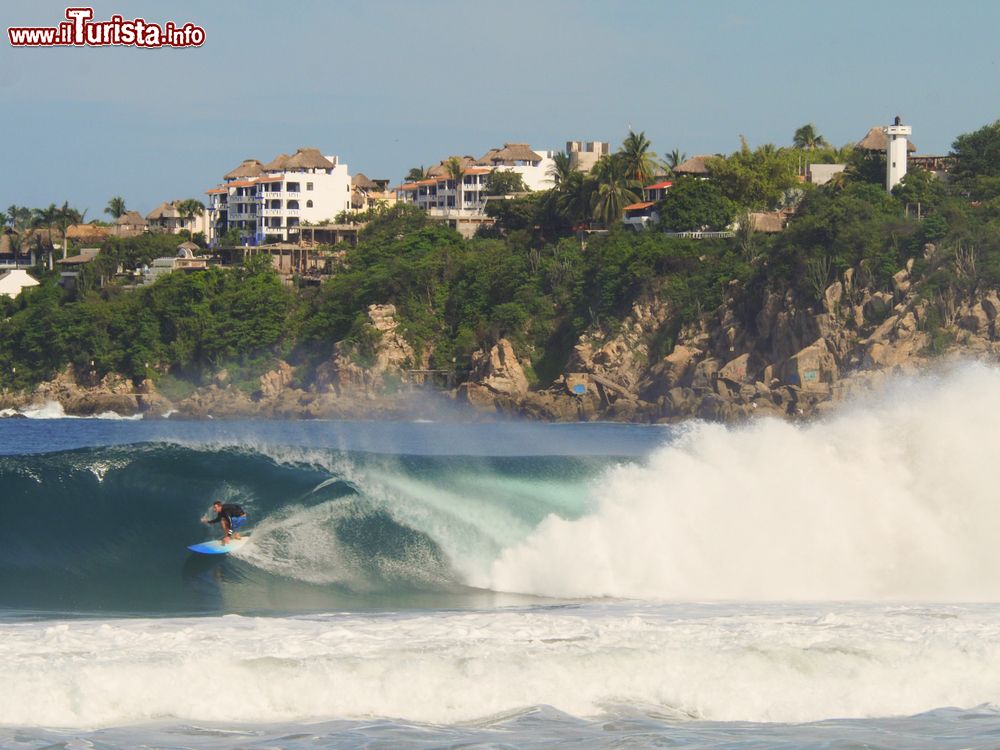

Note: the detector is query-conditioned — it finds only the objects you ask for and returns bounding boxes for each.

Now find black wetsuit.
[209,503,246,526]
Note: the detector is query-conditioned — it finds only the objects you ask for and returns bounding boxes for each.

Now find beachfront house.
[146,201,210,236]
[623,180,673,231]
[206,148,353,246]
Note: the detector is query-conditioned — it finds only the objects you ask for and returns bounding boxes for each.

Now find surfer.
[204,501,248,545]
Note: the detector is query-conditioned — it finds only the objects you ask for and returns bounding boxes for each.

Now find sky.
[3,0,999,218]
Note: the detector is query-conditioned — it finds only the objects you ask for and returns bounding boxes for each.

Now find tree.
[406,165,430,182]
[590,154,640,226]
[445,156,465,212]
[707,138,799,209]
[620,130,658,185]
[664,149,687,173]
[793,123,828,150]
[54,201,83,259]
[176,199,205,236]
[483,170,527,196]
[547,151,573,187]
[656,176,735,231]
[555,170,598,227]
[105,196,127,219]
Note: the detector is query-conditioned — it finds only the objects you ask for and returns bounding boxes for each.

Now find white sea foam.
[485,363,1000,601]
[1,604,1000,727]
[14,400,141,420]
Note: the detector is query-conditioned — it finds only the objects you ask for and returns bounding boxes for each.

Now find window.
[306,200,313,208]
[306,182,313,191]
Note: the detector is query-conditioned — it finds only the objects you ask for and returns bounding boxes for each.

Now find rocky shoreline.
[3,245,998,422]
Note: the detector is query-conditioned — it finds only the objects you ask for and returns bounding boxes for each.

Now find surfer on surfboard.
[204,501,248,546]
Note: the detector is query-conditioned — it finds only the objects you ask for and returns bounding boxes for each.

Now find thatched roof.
[428,156,477,177]
[177,241,199,252]
[353,172,378,190]
[748,211,786,233]
[116,211,147,227]
[856,127,917,153]
[224,159,263,179]
[673,155,713,175]
[479,143,543,165]
[262,153,290,171]
[66,223,110,241]
[146,202,180,220]
[285,148,335,170]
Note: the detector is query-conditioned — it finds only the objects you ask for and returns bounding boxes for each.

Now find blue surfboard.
[187,537,248,555]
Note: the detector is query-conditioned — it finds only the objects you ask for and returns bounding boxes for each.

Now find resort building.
[111,211,148,238]
[206,148,353,245]
[566,141,610,172]
[146,201,210,237]
[397,143,557,227]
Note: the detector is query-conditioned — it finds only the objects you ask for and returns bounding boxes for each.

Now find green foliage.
[483,170,528,196]
[707,138,799,209]
[656,177,735,231]
[951,119,1000,180]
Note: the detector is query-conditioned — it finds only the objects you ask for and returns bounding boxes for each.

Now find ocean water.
[4,364,1000,748]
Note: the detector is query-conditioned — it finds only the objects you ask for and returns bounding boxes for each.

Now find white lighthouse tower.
[885,115,911,192]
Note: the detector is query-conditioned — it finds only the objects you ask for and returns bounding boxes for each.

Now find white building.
[206,148,353,245]
[566,140,609,173]
[397,143,556,218]
[0,269,39,298]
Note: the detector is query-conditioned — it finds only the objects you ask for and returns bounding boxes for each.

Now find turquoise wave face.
[0,444,610,615]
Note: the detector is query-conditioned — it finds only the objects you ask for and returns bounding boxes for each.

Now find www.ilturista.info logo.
[8,7,205,48]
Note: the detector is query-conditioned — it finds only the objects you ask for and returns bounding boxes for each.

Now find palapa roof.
[65,223,110,241]
[352,172,378,190]
[284,148,335,170]
[262,153,290,171]
[428,156,477,177]
[856,127,916,153]
[478,143,543,165]
[177,241,199,252]
[748,211,786,233]
[116,211,148,227]
[146,201,181,220]
[224,159,264,179]
[673,155,713,175]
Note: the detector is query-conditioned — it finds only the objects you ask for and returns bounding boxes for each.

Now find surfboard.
[187,537,248,555]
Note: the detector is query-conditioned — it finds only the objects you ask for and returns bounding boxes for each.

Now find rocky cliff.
[5,247,998,422]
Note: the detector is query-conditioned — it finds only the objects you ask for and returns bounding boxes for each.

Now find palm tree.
[551,171,596,227]
[105,196,127,219]
[405,165,430,182]
[5,205,17,229]
[620,130,658,185]
[31,204,59,268]
[176,199,205,236]
[663,149,687,174]
[54,201,83,259]
[793,123,828,150]
[445,156,464,213]
[590,154,640,226]
[547,151,573,187]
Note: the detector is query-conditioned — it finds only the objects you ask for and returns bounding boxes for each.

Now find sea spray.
[487,363,1000,600]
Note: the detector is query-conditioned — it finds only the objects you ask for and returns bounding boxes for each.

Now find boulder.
[471,339,529,397]
[639,344,702,400]
[782,339,838,390]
